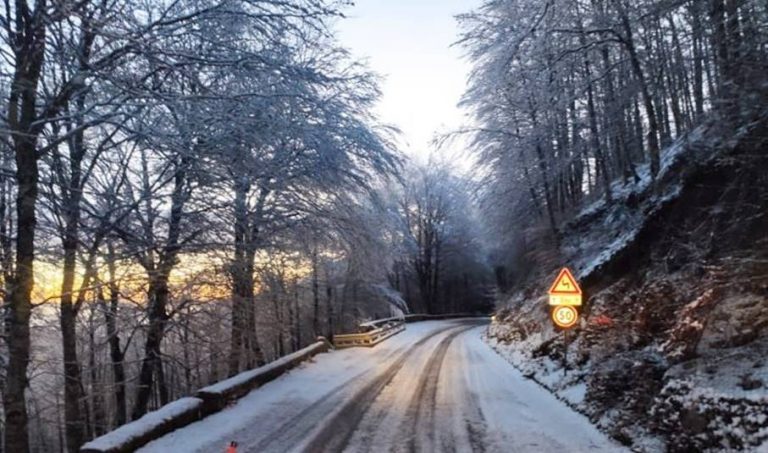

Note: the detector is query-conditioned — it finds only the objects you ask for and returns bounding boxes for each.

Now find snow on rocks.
[658,288,719,362]
[653,332,768,451]
[488,281,768,451]
[651,378,768,451]
[564,124,722,284]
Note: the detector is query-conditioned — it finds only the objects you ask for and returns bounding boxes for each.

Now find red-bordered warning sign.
[548,267,581,294]
[548,267,582,306]
[552,305,579,328]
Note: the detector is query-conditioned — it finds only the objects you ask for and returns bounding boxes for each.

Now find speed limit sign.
[552,305,578,328]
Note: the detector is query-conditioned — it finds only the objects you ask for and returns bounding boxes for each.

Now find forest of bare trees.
[458,0,768,286]
[0,1,498,451]
[6,0,761,450]
[0,0,402,451]
[388,161,492,315]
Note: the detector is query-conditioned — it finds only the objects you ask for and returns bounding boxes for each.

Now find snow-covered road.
[140,319,624,452]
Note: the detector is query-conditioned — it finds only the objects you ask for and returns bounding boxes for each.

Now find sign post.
[548,268,582,375]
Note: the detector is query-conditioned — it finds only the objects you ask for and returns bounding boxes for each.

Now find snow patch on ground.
[561,382,587,406]
[484,333,589,409]
[485,328,673,451]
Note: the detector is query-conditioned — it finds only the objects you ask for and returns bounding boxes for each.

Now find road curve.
[139,319,624,453]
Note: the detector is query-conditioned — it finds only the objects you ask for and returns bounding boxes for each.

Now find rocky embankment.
[487,116,768,452]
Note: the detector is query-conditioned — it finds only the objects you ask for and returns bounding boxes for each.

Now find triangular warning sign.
[548,267,582,295]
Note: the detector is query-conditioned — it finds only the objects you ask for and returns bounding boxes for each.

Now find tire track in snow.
[462,346,489,453]
[301,321,485,453]
[254,321,475,453]
[347,321,489,453]
[396,326,477,453]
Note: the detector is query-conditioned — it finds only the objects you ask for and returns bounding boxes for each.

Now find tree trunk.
[4,4,48,447]
[5,150,36,453]
[312,247,320,337]
[132,276,169,419]
[4,144,35,450]
[155,349,169,406]
[59,103,88,452]
[583,41,610,199]
[292,280,300,351]
[632,98,645,161]
[132,156,189,419]
[274,293,285,357]
[725,0,742,89]
[243,250,260,368]
[228,179,265,373]
[105,243,127,427]
[60,299,86,450]
[710,0,732,109]
[432,238,441,314]
[88,307,106,438]
[691,1,706,118]
[612,0,661,177]
[325,282,334,343]
[228,175,248,374]
[532,132,559,242]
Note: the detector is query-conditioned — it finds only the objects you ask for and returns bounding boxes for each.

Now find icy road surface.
[140,319,624,452]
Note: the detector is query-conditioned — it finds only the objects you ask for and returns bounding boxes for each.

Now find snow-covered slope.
[488,114,768,452]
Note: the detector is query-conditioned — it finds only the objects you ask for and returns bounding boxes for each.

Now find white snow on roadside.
[457,329,623,451]
[139,321,622,452]
[560,383,587,406]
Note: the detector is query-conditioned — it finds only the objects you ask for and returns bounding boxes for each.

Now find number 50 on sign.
[552,305,578,328]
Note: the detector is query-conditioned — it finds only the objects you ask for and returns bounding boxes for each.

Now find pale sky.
[335,0,480,164]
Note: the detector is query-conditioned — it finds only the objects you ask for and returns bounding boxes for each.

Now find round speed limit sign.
[552,305,579,329]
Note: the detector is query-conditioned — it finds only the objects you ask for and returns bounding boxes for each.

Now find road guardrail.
[81,337,333,453]
[333,312,487,348]
[333,320,405,348]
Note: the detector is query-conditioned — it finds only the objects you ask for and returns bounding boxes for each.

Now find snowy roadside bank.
[484,116,768,452]
[485,311,768,452]
[480,330,664,451]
